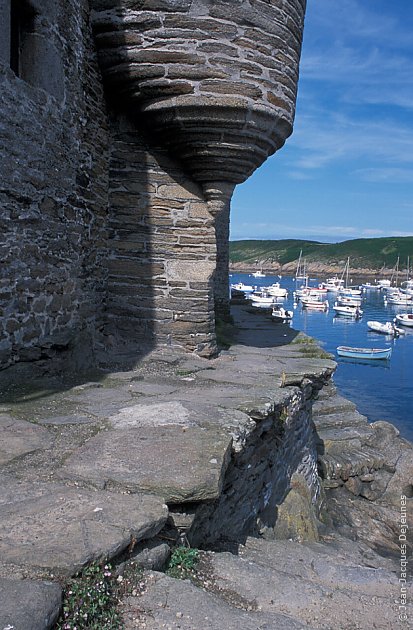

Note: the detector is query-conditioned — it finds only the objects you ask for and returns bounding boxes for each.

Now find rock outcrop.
[0,305,411,629]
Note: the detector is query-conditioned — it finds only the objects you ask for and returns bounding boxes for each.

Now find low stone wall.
[187,386,321,546]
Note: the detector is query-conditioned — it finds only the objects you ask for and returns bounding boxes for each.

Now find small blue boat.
[337,346,392,360]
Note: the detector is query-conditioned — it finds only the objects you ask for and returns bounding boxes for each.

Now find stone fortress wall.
[0,0,306,372]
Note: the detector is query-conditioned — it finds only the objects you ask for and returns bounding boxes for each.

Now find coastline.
[229,262,397,278]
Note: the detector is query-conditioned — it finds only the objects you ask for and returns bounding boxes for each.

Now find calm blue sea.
[230,273,413,441]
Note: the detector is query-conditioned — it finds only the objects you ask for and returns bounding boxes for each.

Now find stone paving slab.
[0,474,167,577]
[240,537,399,597]
[0,577,61,630]
[0,415,54,465]
[121,571,309,630]
[209,551,407,630]
[59,425,233,503]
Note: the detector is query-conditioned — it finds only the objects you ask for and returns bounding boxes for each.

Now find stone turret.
[91,0,306,355]
[0,0,306,373]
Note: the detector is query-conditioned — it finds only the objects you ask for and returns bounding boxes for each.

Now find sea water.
[230,273,413,441]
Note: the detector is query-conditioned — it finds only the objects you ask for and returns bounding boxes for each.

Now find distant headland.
[229,236,413,277]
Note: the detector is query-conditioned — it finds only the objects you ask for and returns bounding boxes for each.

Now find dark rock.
[0,577,61,630]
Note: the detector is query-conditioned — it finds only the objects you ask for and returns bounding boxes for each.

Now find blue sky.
[230,0,413,243]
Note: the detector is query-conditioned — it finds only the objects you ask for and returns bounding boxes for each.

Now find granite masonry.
[0,0,306,371]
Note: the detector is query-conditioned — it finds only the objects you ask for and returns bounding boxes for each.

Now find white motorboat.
[325,276,345,292]
[361,282,380,291]
[250,292,276,306]
[263,282,288,298]
[400,279,413,296]
[385,292,413,306]
[336,295,362,307]
[338,287,362,297]
[231,282,255,294]
[333,303,363,318]
[252,270,265,278]
[271,306,293,322]
[394,313,413,328]
[376,278,391,288]
[301,296,329,311]
[295,283,328,298]
[367,320,401,336]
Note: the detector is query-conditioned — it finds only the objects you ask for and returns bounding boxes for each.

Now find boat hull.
[395,314,413,327]
[337,346,392,360]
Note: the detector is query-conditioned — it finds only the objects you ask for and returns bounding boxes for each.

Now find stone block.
[59,425,233,504]
[0,473,167,576]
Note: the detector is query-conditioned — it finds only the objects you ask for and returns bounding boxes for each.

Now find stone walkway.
[0,305,411,629]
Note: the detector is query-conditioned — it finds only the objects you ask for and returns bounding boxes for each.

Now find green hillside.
[229,237,413,270]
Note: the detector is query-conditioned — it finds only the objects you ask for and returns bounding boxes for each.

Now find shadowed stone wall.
[106,115,217,356]
[0,0,306,371]
[0,0,109,372]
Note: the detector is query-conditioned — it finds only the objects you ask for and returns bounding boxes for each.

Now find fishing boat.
[231,282,255,294]
[295,283,328,299]
[336,295,362,307]
[360,282,380,291]
[252,270,266,278]
[271,306,293,322]
[394,313,413,328]
[333,303,363,318]
[325,276,345,292]
[250,291,276,306]
[385,292,412,306]
[264,282,288,298]
[367,320,400,336]
[301,296,329,310]
[337,346,392,360]
[376,279,391,288]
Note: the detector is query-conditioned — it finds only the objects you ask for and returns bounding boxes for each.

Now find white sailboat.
[294,250,308,285]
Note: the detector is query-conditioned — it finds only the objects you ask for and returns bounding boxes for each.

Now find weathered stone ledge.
[0,304,411,628]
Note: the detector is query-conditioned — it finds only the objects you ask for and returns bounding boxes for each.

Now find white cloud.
[354,168,413,184]
[286,111,413,174]
[230,219,413,242]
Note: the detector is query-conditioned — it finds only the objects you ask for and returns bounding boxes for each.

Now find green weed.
[56,563,121,629]
[166,546,199,580]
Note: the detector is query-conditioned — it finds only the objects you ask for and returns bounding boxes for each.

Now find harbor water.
[230,273,413,441]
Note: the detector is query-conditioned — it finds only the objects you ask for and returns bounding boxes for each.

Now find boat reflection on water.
[336,356,391,369]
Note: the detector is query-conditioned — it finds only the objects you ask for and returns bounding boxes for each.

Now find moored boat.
[271,306,293,322]
[301,296,329,310]
[325,276,345,292]
[336,295,362,307]
[361,282,380,291]
[250,292,276,306]
[333,303,363,318]
[252,270,265,278]
[385,292,412,306]
[367,320,400,336]
[337,346,392,360]
[231,282,255,294]
[263,282,288,298]
[394,313,413,328]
